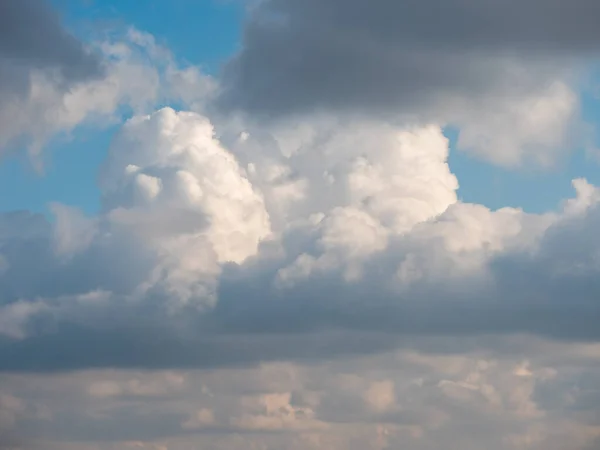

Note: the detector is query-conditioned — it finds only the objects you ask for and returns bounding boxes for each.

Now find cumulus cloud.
[217,0,598,166]
[0,107,268,316]
[100,107,271,307]
[0,108,599,372]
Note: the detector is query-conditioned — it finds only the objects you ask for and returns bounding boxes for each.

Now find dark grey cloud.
[218,0,599,118]
[0,434,22,450]
[0,0,100,82]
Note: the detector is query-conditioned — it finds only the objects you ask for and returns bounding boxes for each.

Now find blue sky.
[447,126,600,213]
[52,0,244,72]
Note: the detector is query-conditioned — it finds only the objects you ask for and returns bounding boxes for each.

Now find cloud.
[452,80,581,167]
[221,0,597,115]
[0,107,600,372]
[0,391,25,450]
[231,392,327,431]
[0,107,269,316]
[2,342,600,449]
[217,0,597,166]
[0,0,101,156]
[181,408,215,430]
[0,0,99,79]
[363,380,396,413]
[1,4,599,449]
[0,22,215,167]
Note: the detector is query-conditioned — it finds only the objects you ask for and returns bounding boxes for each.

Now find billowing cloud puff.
[0,107,599,372]
[100,107,271,307]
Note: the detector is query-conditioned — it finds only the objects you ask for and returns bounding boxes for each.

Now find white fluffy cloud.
[100,107,271,307]
[1,109,599,360]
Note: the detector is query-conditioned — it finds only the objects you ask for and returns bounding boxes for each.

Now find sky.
[1,0,600,449]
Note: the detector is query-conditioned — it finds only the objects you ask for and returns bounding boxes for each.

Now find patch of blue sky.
[52,0,244,74]
[448,66,600,213]
[447,138,598,214]
[0,125,114,216]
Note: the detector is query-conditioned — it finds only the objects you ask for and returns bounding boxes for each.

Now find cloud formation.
[0,107,599,372]
[0,0,101,157]
[221,0,597,116]
[1,2,600,448]
[0,0,99,80]
[218,0,598,166]
[0,12,214,166]
[2,340,600,449]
